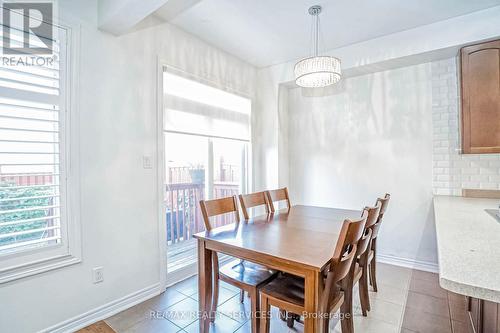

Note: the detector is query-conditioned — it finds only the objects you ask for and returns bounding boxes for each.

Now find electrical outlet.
[143,155,152,169]
[92,266,104,284]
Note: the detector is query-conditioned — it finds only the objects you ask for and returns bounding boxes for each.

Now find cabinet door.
[460,39,500,154]
[469,297,482,333]
[483,300,500,333]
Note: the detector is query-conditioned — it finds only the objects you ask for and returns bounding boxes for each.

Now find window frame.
[0,14,81,284]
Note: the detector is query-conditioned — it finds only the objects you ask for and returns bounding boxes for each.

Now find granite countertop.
[434,195,500,303]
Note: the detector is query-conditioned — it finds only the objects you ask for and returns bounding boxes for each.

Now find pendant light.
[294,5,342,88]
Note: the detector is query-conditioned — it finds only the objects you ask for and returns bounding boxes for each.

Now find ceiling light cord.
[315,14,319,56]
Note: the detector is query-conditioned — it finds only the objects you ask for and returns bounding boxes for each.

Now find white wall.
[0,1,256,332]
[286,63,437,266]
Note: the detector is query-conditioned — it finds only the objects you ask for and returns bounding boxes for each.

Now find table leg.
[316,270,325,332]
[304,270,318,333]
[198,239,212,333]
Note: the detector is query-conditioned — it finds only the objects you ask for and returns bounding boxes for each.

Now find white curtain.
[163,70,251,141]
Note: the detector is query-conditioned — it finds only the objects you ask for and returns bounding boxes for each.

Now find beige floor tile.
[353,298,404,326]
[402,307,452,333]
[368,283,409,306]
[105,302,152,332]
[164,297,199,329]
[233,317,304,333]
[235,306,304,333]
[217,293,252,323]
[333,316,399,333]
[121,318,181,333]
[191,284,239,305]
[183,315,248,333]
[269,309,304,333]
[221,280,241,293]
[172,275,198,297]
[405,291,451,318]
[376,263,412,290]
[409,277,448,299]
[142,289,187,311]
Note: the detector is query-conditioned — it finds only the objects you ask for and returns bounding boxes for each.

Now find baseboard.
[377,253,439,273]
[40,283,162,333]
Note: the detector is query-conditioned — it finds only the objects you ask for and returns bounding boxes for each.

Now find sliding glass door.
[162,69,251,283]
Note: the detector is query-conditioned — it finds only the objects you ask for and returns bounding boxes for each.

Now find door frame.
[156,57,168,290]
[157,59,201,287]
[156,58,253,287]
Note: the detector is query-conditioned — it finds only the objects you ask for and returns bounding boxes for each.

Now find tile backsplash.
[432,58,500,196]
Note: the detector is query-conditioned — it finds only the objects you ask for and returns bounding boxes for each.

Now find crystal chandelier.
[294,5,342,88]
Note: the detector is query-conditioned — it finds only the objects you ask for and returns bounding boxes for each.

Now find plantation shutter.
[0,21,66,255]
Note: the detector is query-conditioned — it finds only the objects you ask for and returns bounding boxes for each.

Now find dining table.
[193,204,362,333]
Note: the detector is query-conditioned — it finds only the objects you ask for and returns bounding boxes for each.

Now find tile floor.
[99,263,468,333]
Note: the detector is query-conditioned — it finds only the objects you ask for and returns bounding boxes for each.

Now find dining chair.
[341,203,381,326]
[239,191,270,220]
[199,196,277,333]
[265,187,291,213]
[259,211,368,333]
[368,193,391,292]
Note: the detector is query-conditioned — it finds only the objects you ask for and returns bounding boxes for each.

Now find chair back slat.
[200,196,240,231]
[239,191,269,220]
[319,210,367,313]
[355,205,380,257]
[372,193,390,239]
[265,187,291,213]
[330,211,368,282]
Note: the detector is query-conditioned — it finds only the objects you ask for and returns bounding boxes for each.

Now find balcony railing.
[165,181,240,245]
[165,165,240,272]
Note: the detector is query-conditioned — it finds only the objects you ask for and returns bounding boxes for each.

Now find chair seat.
[260,274,344,313]
[219,259,277,287]
[261,273,305,306]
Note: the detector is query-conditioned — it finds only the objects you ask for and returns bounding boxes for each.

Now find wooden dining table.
[193,205,362,333]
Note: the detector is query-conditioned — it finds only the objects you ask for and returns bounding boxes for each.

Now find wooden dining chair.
[259,211,368,333]
[340,203,381,326]
[368,193,391,292]
[239,191,270,220]
[265,187,291,213]
[199,196,277,333]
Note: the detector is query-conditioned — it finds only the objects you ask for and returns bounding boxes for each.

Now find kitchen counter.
[434,195,500,303]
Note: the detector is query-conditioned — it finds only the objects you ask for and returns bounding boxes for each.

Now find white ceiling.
[154,0,500,68]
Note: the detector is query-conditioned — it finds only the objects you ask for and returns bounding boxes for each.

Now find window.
[0,10,79,283]
[162,70,251,280]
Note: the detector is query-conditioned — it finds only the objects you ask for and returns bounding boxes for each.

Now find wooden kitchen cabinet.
[460,39,500,154]
[467,297,500,333]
